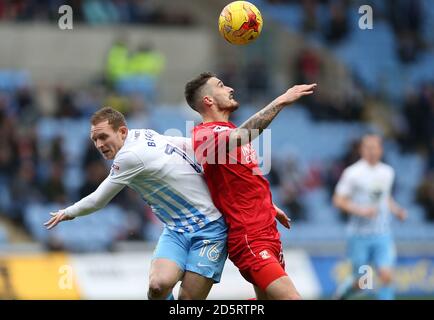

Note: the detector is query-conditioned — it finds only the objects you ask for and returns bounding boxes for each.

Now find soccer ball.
[218,1,263,45]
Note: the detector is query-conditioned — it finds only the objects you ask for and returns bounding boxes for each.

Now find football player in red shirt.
[185,72,316,300]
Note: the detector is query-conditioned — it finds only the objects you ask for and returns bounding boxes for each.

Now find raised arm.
[228,84,317,149]
[44,177,125,229]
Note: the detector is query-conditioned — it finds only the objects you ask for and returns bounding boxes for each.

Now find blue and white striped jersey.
[108,129,222,233]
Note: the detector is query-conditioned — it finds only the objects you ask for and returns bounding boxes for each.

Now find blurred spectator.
[15,88,38,124]
[244,58,270,103]
[107,41,166,102]
[417,172,434,221]
[128,43,165,78]
[402,87,432,151]
[49,136,66,166]
[279,155,306,221]
[82,0,121,25]
[41,161,67,204]
[112,188,148,241]
[105,38,130,84]
[83,140,104,167]
[55,86,82,119]
[397,31,420,64]
[388,0,424,63]
[402,83,434,152]
[295,47,322,84]
[0,0,193,25]
[323,0,349,44]
[9,161,43,223]
[301,0,320,34]
[264,160,281,187]
[0,108,17,180]
[78,160,108,199]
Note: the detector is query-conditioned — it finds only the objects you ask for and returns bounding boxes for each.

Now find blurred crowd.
[0,0,195,25]
[266,0,427,64]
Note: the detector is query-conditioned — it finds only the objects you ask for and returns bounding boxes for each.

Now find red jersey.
[193,121,277,239]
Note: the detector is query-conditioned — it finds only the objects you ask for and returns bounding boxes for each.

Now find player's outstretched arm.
[44,211,75,230]
[228,84,317,150]
[44,178,125,230]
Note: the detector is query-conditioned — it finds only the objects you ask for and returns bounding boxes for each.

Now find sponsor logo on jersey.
[241,144,258,164]
[110,164,120,176]
[213,126,231,133]
[259,250,271,260]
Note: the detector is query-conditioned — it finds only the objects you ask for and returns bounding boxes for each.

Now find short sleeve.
[387,166,395,193]
[193,125,232,165]
[335,169,353,197]
[108,150,145,185]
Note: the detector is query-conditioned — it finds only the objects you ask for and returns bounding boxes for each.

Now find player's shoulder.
[378,162,395,175]
[117,129,160,161]
[112,148,143,171]
[343,160,364,175]
[128,128,160,140]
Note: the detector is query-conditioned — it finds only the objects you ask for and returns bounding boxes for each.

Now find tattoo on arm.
[240,101,284,132]
[228,101,284,150]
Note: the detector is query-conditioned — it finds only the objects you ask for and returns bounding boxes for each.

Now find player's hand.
[277,84,317,106]
[358,207,377,219]
[44,211,75,230]
[395,208,408,221]
[274,205,291,229]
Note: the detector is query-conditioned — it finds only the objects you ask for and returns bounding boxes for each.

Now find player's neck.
[202,110,230,123]
[363,158,380,167]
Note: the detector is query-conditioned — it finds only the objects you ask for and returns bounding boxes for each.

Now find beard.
[227,98,239,111]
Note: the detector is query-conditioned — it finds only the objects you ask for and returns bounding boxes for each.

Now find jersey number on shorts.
[199,240,221,262]
[165,144,202,173]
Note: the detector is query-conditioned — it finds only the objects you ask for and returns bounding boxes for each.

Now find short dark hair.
[184,72,216,111]
[91,107,127,130]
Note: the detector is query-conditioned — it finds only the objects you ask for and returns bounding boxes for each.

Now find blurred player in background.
[333,134,408,300]
[44,107,227,300]
[185,72,317,300]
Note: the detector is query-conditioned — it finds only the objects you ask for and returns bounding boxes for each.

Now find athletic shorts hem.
[186,264,222,283]
[152,255,185,272]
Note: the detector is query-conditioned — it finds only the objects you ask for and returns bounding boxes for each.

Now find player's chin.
[230,100,239,110]
[101,151,114,160]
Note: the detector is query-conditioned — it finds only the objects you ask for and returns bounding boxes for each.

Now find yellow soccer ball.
[218,1,263,45]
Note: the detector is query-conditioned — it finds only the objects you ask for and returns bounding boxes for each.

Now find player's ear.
[203,95,213,108]
[119,126,128,139]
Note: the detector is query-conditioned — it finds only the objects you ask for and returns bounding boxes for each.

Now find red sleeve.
[193,125,233,165]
